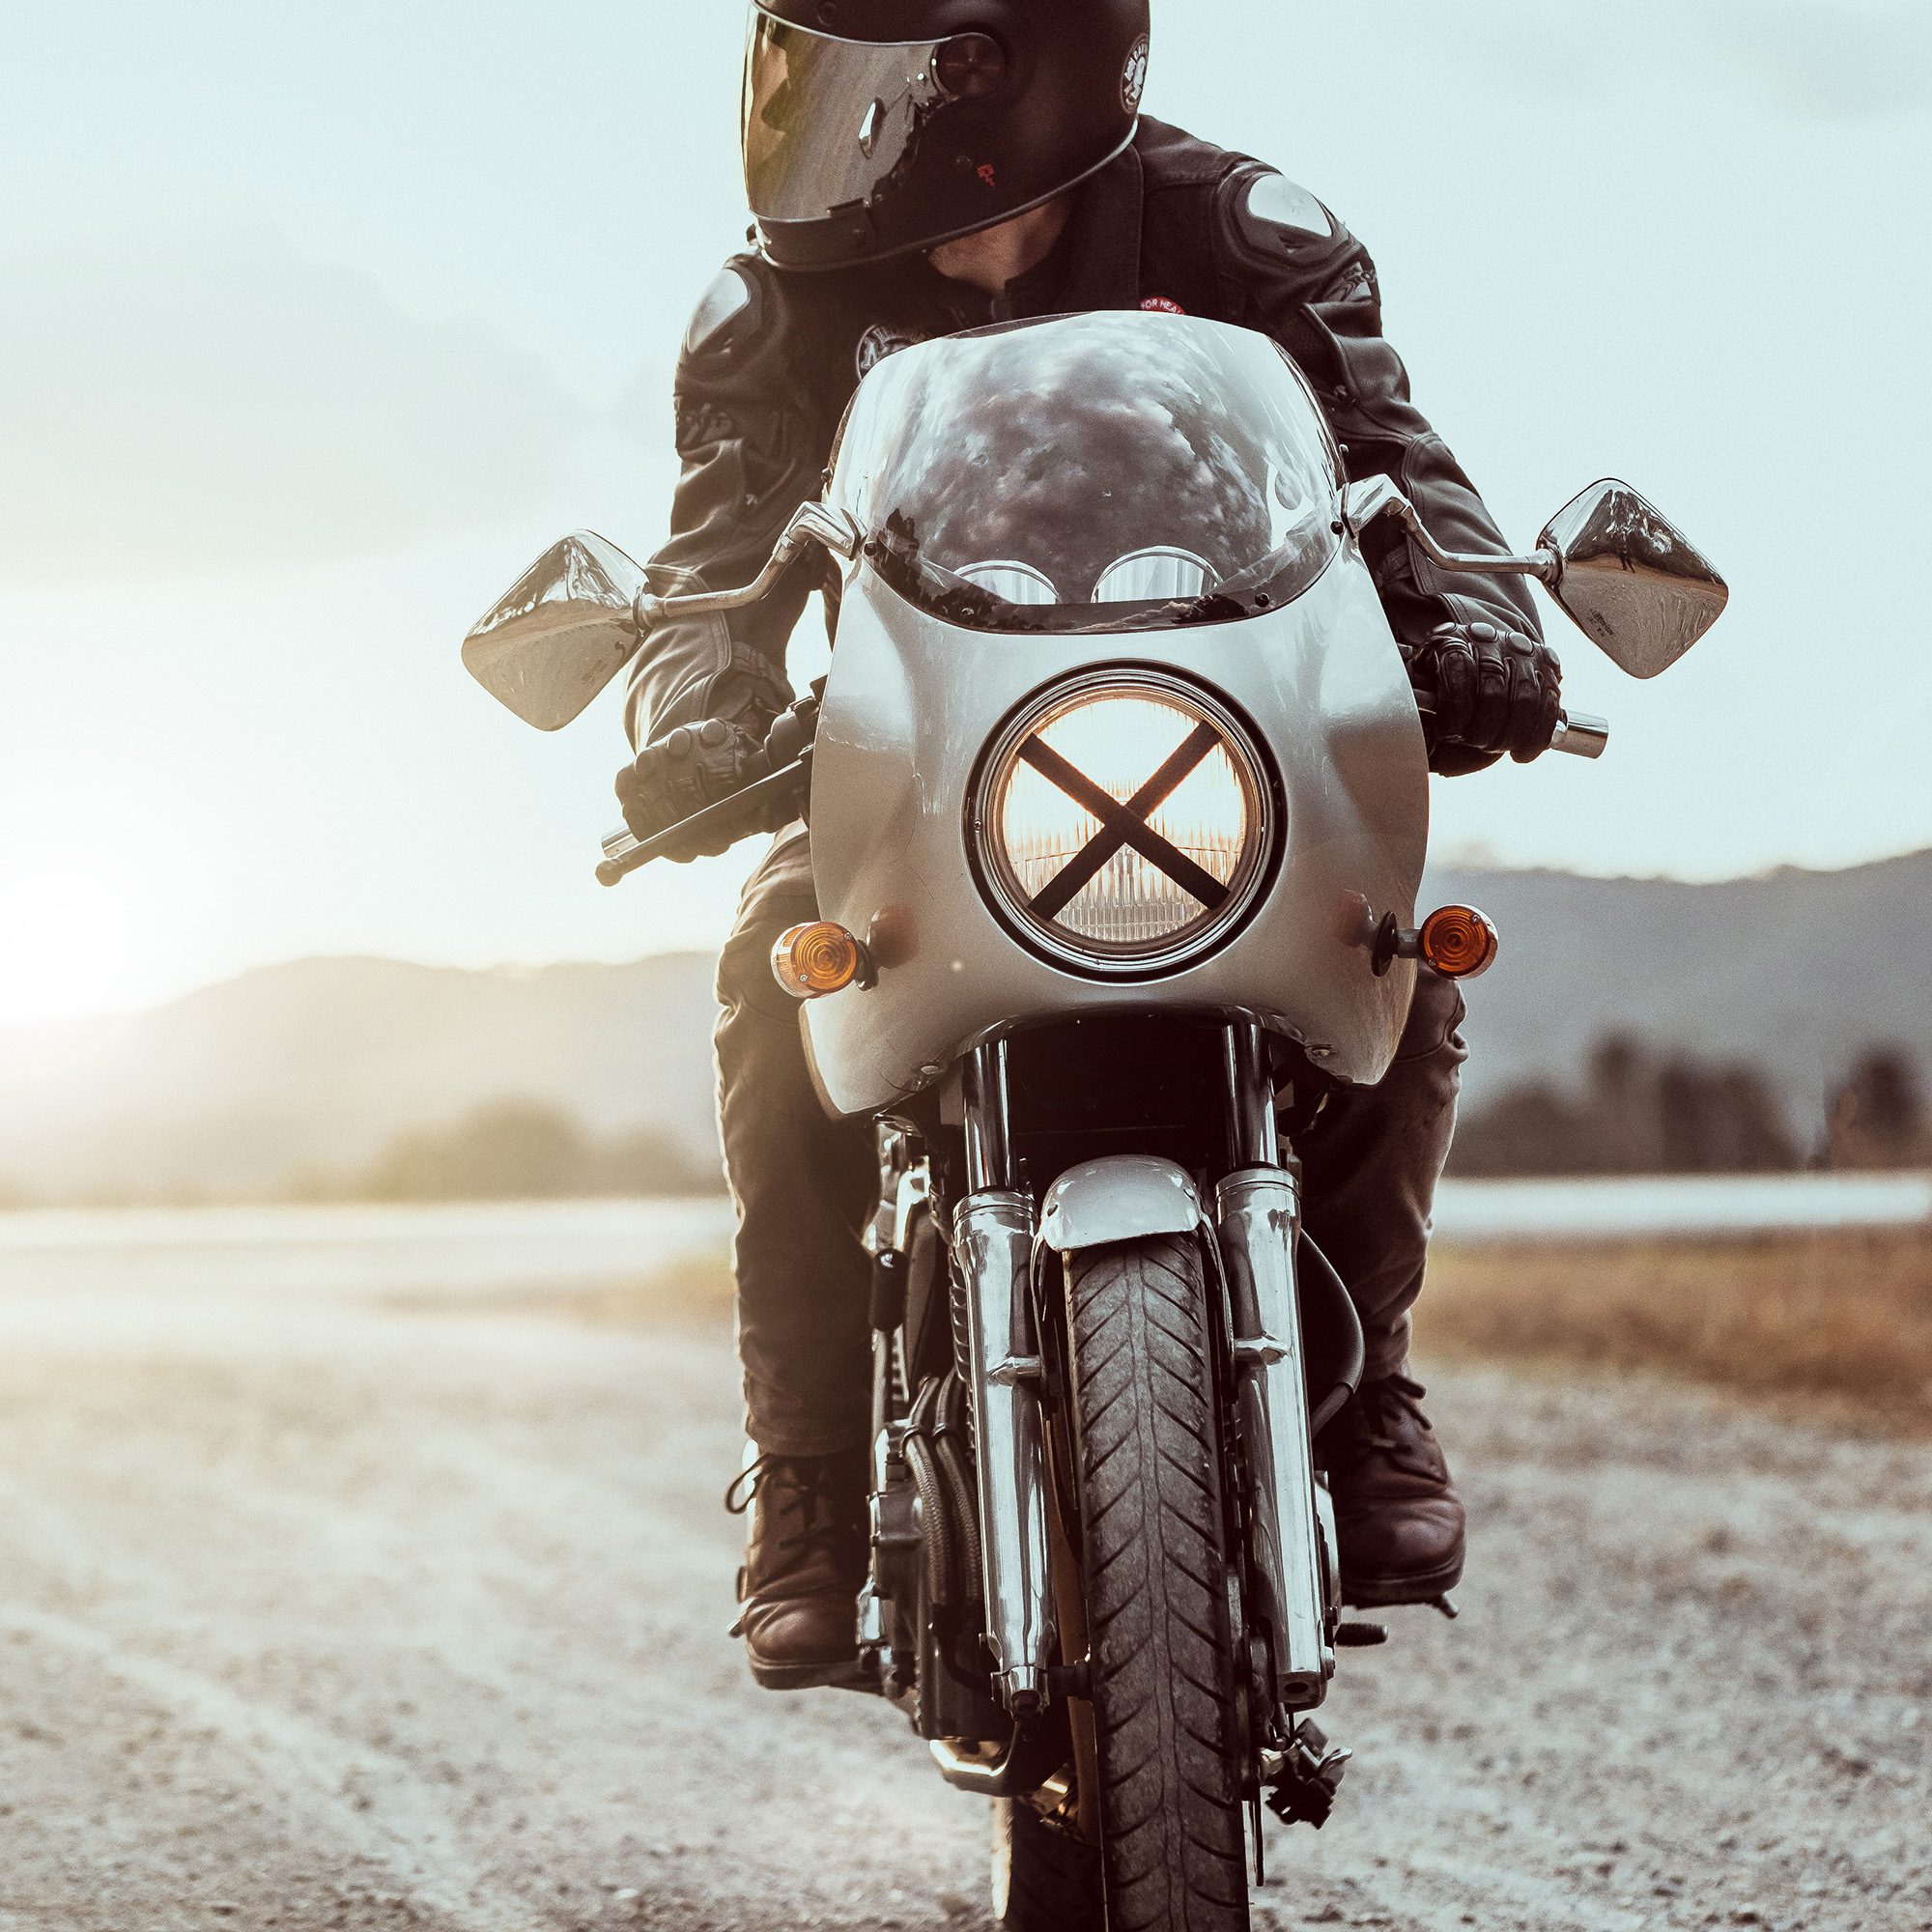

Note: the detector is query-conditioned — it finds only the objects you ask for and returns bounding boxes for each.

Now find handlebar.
[1411,687,1609,761]
[596,753,811,887]
[599,682,1607,886]
[597,683,825,887]
[1548,711,1609,758]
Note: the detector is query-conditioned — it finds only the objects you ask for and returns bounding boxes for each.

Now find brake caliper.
[1262,1719,1352,1830]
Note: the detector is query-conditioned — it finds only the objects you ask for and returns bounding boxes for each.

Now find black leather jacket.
[625,117,1541,773]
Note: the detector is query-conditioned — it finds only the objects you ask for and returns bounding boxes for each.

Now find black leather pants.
[716,826,1466,1456]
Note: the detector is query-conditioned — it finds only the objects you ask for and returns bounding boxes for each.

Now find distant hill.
[0,849,1924,1202]
[1422,847,1932,1132]
[0,953,721,1203]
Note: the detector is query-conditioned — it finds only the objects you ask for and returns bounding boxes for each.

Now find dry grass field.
[463,1221,1932,1434]
[1423,1223,1932,1432]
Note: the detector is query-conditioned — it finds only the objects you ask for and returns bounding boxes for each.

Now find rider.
[617,1,1563,1689]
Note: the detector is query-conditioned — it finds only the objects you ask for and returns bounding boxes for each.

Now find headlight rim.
[968,667,1280,980]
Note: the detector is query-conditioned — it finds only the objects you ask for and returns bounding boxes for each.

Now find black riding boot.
[1324,1371,1465,1607]
[725,1446,869,1689]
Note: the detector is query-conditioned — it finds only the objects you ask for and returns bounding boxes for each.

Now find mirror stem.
[1343,477,1558,587]
[635,503,861,636]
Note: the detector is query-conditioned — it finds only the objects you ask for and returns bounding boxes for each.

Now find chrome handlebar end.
[1548,710,1609,759]
[1414,684,1609,761]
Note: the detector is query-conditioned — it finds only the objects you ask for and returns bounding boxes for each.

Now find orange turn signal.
[771,922,872,1000]
[1417,904,1499,980]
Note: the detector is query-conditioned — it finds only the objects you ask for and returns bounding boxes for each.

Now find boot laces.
[724,1452,856,1561]
[1338,1373,1436,1478]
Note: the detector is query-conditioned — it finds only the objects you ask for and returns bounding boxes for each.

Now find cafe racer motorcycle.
[463,311,1727,1929]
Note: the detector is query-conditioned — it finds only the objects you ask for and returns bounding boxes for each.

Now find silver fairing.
[801,543,1428,1118]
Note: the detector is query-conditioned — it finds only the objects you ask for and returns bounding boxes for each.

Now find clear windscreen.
[743,14,947,224]
[827,312,1345,635]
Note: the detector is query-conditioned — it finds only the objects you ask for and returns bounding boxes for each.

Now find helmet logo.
[1122,36,1150,114]
[856,323,923,380]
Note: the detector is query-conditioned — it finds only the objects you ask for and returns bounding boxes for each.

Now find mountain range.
[1,848,1925,1203]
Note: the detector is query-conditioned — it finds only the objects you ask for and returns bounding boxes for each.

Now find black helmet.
[742,0,1151,271]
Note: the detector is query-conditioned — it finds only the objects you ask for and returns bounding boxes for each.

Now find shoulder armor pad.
[680,260,763,366]
[1233,170,1334,246]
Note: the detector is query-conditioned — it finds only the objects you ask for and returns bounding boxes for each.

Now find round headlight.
[974,673,1274,973]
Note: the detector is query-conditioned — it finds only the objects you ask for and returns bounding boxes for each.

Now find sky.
[2,1,1929,1025]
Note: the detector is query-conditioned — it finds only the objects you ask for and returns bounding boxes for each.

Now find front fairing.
[801,546,1429,1117]
[825,311,1346,636]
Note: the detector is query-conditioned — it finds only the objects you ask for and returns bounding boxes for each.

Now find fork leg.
[1219,1021,1333,1710]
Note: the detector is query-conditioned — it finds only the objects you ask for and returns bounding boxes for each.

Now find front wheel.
[990,1796,1105,1928]
[1065,1233,1250,1932]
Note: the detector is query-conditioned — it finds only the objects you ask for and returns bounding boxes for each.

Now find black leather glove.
[615,719,761,863]
[1406,619,1562,766]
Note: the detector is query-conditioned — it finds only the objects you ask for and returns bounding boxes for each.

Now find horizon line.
[5,841,1925,1037]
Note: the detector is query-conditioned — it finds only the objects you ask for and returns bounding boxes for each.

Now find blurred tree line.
[1,1056,1925,1209]
[286,1098,723,1203]
[1450,1038,1928,1179]
[1824,1049,1932,1172]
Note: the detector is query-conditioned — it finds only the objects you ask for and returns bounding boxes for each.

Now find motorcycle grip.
[1410,686,1608,760]
[596,754,812,886]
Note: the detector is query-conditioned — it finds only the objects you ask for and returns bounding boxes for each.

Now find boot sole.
[745,1649,872,1692]
[1341,1550,1464,1610]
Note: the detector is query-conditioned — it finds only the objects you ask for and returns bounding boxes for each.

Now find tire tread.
[1067,1234,1249,1931]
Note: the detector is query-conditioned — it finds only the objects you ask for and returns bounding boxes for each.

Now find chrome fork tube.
[962,1040,1015,1195]
[1223,1019,1282,1168]
[956,1040,1055,1713]
[1218,1021,1333,1710]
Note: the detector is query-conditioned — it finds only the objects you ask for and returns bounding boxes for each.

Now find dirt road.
[0,1229,1928,1932]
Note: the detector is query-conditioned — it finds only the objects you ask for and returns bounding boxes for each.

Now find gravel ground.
[0,1249,1927,1932]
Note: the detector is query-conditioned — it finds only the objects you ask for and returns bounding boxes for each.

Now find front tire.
[990,1796,1106,1928]
[1065,1234,1250,1932]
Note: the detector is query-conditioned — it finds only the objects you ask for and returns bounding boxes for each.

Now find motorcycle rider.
[617,1,1563,1689]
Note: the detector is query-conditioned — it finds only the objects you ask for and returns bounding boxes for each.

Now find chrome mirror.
[463,505,861,731]
[462,531,647,731]
[1539,480,1728,678]
[1342,474,1729,680]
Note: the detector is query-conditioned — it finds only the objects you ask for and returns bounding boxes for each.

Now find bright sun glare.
[0,776,226,1027]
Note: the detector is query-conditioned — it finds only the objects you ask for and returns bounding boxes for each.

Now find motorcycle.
[463,311,1726,1929]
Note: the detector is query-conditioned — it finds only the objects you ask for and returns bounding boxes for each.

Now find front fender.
[1037,1155,1210,1255]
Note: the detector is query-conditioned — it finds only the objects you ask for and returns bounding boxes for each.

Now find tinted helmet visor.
[743,12,957,226]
